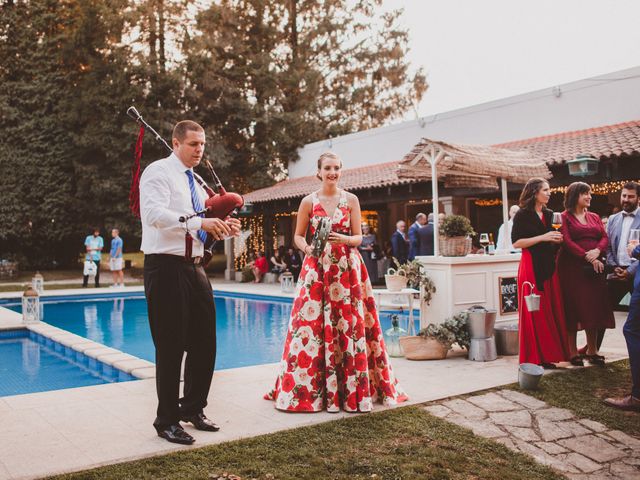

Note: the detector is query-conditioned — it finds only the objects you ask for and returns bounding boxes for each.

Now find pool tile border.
[24,320,155,379]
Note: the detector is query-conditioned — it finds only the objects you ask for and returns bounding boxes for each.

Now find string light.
[361,210,379,232]
[234,214,265,270]
[550,180,640,196]
[474,199,502,207]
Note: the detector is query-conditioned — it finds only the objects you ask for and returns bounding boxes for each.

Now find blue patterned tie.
[185,170,208,245]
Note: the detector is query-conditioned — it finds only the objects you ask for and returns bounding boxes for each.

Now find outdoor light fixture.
[567,154,599,177]
[22,285,40,323]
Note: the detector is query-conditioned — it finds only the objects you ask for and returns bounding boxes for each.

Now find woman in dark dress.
[558,182,614,366]
[358,223,379,284]
[286,246,302,282]
[512,178,570,368]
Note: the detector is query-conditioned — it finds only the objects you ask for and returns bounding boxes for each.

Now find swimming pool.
[0,329,136,397]
[4,292,417,370]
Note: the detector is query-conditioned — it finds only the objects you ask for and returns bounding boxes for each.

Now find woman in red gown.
[512,178,570,368]
[558,182,614,366]
[265,152,407,412]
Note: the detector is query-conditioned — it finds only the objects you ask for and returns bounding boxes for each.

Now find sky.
[387,0,640,119]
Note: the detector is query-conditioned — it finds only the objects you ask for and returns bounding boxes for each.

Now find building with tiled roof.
[237,118,639,268]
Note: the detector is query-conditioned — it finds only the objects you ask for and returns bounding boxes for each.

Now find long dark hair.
[518,178,549,211]
[564,182,591,212]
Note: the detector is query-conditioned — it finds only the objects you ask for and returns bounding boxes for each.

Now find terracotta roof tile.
[494,120,640,164]
[244,161,414,203]
[244,120,640,204]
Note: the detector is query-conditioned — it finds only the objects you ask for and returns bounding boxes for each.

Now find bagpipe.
[309,217,332,257]
[126,106,244,266]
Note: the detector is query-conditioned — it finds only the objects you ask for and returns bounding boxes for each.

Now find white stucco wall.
[289,66,640,179]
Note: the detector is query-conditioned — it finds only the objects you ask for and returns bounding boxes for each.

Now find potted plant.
[399,311,470,360]
[439,214,475,256]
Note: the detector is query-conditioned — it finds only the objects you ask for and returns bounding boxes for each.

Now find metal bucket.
[466,305,497,339]
[522,281,540,312]
[469,337,497,362]
[495,323,519,356]
[518,363,544,390]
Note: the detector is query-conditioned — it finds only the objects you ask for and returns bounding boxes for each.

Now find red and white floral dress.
[265,190,408,412]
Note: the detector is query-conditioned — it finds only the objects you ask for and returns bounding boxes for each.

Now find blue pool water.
[4,292,417,370]
[0,329,136,397]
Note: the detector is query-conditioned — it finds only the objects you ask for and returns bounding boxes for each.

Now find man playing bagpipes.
[137,119,241,445]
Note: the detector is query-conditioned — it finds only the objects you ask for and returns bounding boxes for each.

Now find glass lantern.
[280,272,295,293]
[22,285,41,323]
[32,271,44,294]
[384,314,406,357]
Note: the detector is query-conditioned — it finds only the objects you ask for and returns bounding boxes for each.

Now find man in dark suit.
[580,182,639,353]
[391,220,409,265]
[408,213,427,260]
[416,213,435,256]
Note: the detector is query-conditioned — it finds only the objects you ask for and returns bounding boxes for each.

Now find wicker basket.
[384,274,408,292]
[439,236,472,257]
[399,336,448,360]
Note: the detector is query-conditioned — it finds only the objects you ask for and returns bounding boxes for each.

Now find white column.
[500,178,510,249]
[440,196,454,215]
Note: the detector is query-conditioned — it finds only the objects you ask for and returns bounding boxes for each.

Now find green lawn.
[507,359,639,436]
[48,406,562,480]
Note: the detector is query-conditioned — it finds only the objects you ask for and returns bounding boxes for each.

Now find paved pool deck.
[0,282,631,480]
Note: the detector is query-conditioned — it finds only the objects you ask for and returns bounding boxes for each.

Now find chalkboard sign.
[499,276,518,314]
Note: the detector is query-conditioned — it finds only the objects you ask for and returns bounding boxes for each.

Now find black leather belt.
[147,254,204,265]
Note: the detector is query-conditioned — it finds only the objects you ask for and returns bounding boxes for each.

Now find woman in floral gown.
[265,152,407,412]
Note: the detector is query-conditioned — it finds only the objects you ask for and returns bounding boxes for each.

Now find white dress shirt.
[140,153,207,256]
[617,207,639,266]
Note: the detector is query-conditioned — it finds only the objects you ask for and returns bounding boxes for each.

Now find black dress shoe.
[541,362,557,370]
[155,424,195,445]
[181,412,220,432]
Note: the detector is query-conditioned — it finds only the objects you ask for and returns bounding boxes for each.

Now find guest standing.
[391,220,409,265]
[604,242,640,411]
[83,228,104,288]
[580,182,639,353]
[496,205,520,252]
[286,246,302,282]
[416,213,435,256]
[557,182,614,366]
[358,223,379,284]
[408,213,427,260]
[512,178,570,368]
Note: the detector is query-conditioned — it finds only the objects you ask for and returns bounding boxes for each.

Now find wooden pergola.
[396,139,552,255]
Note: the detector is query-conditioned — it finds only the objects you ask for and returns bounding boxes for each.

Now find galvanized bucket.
[518,363,544,390]
[522,281,540,312]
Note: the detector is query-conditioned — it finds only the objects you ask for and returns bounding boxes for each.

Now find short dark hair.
[518,178,549,211]
[622,181,640,195]
[172,120,204,142]
[564,182,591,212]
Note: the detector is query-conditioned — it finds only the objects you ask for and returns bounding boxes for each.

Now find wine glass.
[479,233,489,254]
[629,229,640,250]
[551,212,562,231]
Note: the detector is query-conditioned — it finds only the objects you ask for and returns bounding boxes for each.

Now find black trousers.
[144,254,217,429]
[82,260,100,287]
[592,276,635,350]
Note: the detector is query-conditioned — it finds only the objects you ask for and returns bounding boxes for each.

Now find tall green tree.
[186,0,427,192]
[0,0,144,267]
